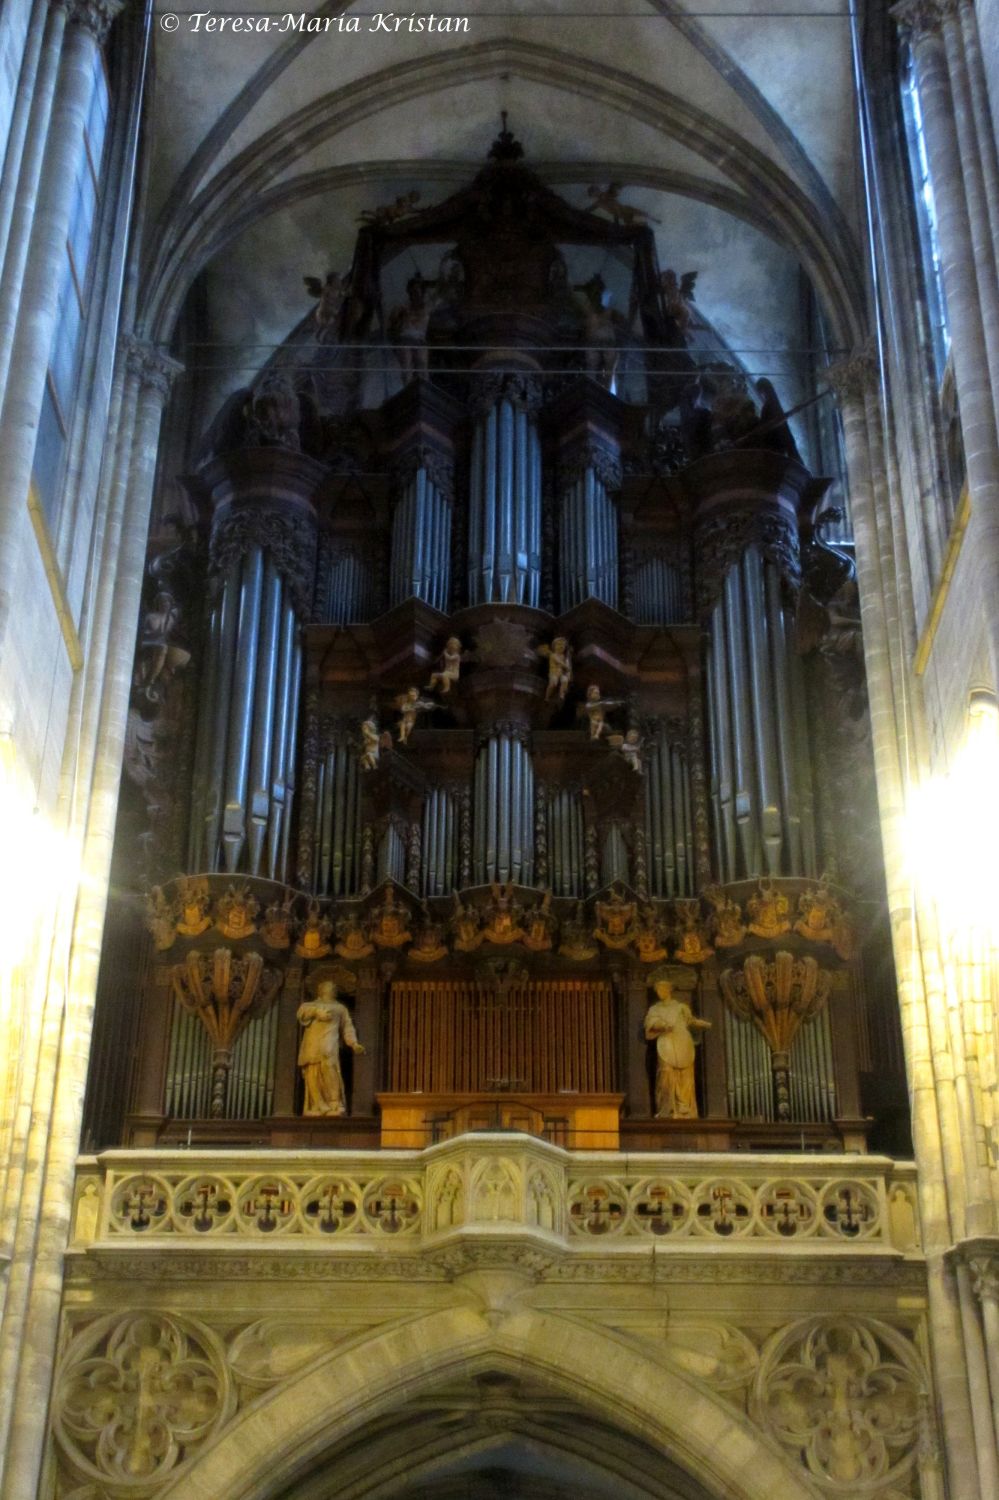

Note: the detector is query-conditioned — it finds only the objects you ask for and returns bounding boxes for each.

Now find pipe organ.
[102,125,906,1160]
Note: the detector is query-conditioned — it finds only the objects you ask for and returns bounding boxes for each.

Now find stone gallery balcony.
[70,1135,922,1264]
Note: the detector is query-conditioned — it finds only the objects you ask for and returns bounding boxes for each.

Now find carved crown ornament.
[146,874,855,972]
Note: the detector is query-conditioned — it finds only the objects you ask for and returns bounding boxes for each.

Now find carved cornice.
[469,370,543,418]
[695,506,800,615]
[392,444,455,501]
[559,443,623,493]
[211,504,317,616]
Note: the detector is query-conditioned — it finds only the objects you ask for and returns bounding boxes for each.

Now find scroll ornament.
[719,951,831,1120]
[171,948,282,1117]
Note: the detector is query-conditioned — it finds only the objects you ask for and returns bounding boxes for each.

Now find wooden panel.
[388,978,616,1094]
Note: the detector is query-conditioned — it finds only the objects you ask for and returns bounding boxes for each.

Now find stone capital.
[824,343,878,406]
[66,0,125,42]
[122,336,184,402]
[891,0,951,39]
[946,1235,999,1302]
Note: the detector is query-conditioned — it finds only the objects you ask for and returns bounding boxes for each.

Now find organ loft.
[87,124,907,1159]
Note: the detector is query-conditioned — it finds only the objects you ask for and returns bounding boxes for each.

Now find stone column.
[0,343,178,1500]
[894,0,999,683]
[0,0,69,397]
[829,349,984,1500]
[0,0,123,661]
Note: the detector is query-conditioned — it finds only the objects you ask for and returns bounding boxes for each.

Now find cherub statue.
[302,269,347,342]
[581,684,623,740]
[538,636,572,702]
[573,273,620,386]
[297,980,364,1117]
[451,892,483,952]
[587,183,661,227]
[427,637,464,695]
[395,686,436,745]
[658,269,698,337]
[608,726,643,773]
[133,590,190,705]
[360,715,390,771]
[389,271,442,381]
[644,977,711,1120]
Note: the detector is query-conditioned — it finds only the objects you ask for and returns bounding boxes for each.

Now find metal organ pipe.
[390,464,452,612]
[473,734,534,885]
[706,546,816,879]
[547,788,584,896]
[643,726,694,898]
[467,392,541,606]
[559,465,619,611]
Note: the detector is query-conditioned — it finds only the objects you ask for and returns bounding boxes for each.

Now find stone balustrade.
[71,1137,922,1257]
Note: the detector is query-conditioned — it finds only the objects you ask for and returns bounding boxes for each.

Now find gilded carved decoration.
[170,949,282,1117]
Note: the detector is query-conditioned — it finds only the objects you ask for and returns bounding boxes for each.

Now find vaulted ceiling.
[141,0,871,425]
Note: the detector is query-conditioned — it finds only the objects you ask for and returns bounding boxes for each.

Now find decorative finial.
[488,112,524,162]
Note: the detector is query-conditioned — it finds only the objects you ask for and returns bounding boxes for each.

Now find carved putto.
[395,686,436,745]
[537,635,572,701]
[587,182,660,227]
[359,715,390,771]
[302,268,347,341]
[132,589,190,706]
[582,684,623,740]
[608,726,643,773]
[145,886,176,951]
[427,636,465,695]
[746,878,791,939]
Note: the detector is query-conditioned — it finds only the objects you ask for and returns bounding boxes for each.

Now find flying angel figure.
[587,183,661,227]
[580,684,624,740]
[395,686,436,745]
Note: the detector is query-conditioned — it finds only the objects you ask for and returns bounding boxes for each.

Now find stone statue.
[395,686,436,745]
[581,683,623,740]
[643,977,711,1120]
[389,271,442,380]
[297,980,364,1118]
[538,636,572,702]
[427,637,464,695]
[133,590,190,705]
[302,269,347,342]
[573,273,620,386]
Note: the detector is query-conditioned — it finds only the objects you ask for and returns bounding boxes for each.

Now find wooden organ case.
[87,124,910,1159]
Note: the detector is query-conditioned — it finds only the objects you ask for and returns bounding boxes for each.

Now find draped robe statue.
[297,981,364,1116]
[643,978,710,1119]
